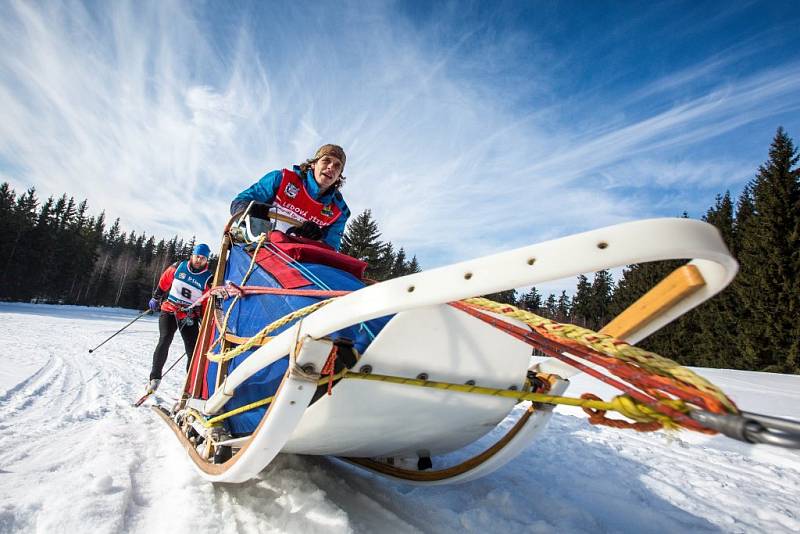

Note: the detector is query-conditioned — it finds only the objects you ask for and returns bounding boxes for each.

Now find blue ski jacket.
[231,165,351,250]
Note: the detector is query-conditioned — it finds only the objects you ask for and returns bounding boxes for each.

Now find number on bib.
[181,287,193,299]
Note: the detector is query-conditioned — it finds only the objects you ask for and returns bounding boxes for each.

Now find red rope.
[198,282,351,306]
[213,283,349,298]
[450,301,713,432]
[321,345,339,396]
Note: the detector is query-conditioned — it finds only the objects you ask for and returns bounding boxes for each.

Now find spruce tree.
[0,183,15,262]
[390,247,407,278]
[571,275,592,327]
[4,188,39,299]
[694,193,740,368]
[589,269,614,329]
[340,209,384,278]
[544,293,557,319]
[735,127,800,373]
[519,287,542,314]
[733,184,754,257]
[373,241,395,281]
[405,256,421,274]
[556,291,571,322]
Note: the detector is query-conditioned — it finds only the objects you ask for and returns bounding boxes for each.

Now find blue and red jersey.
[155,261,212,318]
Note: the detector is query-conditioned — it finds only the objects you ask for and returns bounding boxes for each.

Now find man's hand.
[288,221,323,240]
[148,298,160,313]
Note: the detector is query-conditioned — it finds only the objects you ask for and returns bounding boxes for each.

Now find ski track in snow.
[0,302,799,533]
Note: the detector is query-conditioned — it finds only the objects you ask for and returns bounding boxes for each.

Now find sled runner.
[154,206,799,484]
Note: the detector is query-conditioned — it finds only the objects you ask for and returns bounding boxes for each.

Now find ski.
[133,389,155,407]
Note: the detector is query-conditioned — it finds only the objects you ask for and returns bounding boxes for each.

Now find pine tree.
[733,184,754,257]
[340,209,385,278]
[519,287,542,314]
[372,241,395,281]
[4,187,39,298]
[571,275,592,327]
[405,255,421,274]
[693,192,741,368]
[588,269,614,329]
[735,127,800,373]
[556,290,571,322]
[0,183,15,271]
[390,247,407,278]
[544,293,557,319]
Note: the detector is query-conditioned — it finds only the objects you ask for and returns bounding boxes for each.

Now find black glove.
[287,221,323,241]
[248,202,274,219]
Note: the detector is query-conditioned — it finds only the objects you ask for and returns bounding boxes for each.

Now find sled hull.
[283,305,532,457]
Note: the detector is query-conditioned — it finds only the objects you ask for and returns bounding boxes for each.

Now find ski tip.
[133,392,154,407]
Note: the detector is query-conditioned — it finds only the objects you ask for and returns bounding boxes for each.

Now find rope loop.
[580,393,671,432]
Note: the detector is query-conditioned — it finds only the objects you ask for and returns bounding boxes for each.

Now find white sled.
[155,216,737,484]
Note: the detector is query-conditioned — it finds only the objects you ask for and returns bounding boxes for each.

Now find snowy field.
[1,302,799,533]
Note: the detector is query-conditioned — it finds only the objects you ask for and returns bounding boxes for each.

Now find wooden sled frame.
[160,217,737,484]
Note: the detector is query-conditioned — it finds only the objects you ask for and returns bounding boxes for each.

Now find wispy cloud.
[0,0,798,291]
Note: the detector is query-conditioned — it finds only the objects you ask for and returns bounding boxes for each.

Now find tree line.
[0,190,421,310]
[1,127,796,372]
[503,127,798,374]
[0,186,202,309]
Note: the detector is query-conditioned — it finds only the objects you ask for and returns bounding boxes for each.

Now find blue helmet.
[192,243,211,258]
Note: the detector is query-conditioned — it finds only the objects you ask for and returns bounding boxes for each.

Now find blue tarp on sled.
[206,243,390,435]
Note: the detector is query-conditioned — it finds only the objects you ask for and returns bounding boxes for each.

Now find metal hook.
[690,410,800,449]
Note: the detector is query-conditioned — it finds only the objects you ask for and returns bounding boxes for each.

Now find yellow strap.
[343,371,683,430]
[192,369,348,427]
[196,368,681,432]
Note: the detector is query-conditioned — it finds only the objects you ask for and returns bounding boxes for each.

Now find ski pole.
[161,352,186,379]
[88,309,152,353]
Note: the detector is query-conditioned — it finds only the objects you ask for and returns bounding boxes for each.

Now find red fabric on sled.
[253,246,312,289]
[268,231,368,279]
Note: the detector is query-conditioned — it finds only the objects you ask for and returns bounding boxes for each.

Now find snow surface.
[1,302,799,533]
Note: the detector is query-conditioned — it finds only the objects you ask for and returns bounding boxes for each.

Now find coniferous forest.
[1,127,797,373]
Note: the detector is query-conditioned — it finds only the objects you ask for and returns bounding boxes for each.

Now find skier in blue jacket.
[230,144,351,251]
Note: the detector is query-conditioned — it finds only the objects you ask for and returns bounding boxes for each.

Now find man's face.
[312,155,343,191]
[190,254,208,269]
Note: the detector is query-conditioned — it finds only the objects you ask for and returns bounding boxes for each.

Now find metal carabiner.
[739,411,800,449]
[690,410,800,449]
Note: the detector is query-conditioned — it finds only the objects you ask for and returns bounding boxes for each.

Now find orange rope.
[321,345,339,396]
[580,393,664,432]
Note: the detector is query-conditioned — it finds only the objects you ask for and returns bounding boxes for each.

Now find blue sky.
[1,0,799,295]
